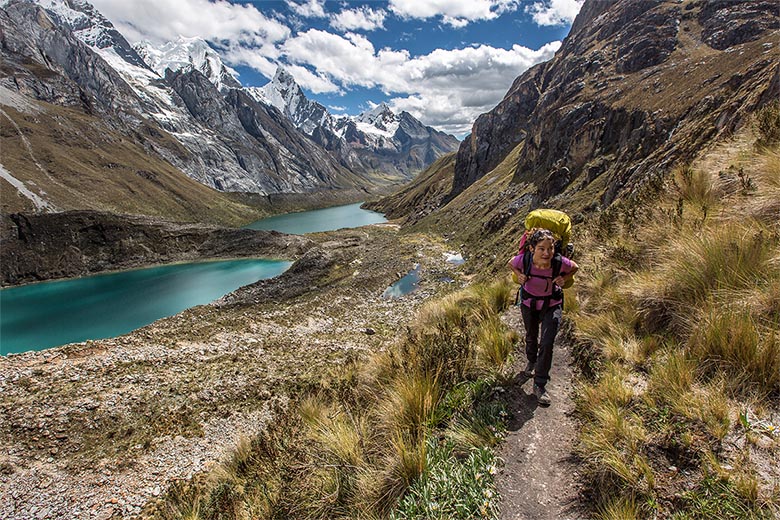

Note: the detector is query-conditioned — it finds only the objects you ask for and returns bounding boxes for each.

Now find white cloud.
[286,0,327,18]
[388,0,519,27]
[89,0,561,135]
[90,0,290,45]
[330,7,387,32]
[285,64,341,94]
[282,28,560,134]
[526,0,584,26]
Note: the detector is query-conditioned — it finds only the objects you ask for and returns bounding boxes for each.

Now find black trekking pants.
[520,303,562,388]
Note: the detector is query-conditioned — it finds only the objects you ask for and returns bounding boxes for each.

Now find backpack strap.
[519,251,564,311]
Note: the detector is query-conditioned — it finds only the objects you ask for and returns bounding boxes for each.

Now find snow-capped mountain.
[135,37,241,92]
[1,0,456,216]
[35,0,149,69]
[247,67,332,136]
[353,103,400,138]
[254,66,460,178]
[1,0,374,199]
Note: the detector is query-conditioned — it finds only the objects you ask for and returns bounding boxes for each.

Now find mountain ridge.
[0,0,457,220]
[248,65,460,179]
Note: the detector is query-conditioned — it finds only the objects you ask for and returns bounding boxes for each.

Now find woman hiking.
[508,229,578,406]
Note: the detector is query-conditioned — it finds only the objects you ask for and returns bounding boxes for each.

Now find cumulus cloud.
[526,0,584,26]
[330,6,387,32]
[89,0,562,135]
[286,0,327,18]
[282,29,559,134]
[90,0,290,45]
[388,0,519,27]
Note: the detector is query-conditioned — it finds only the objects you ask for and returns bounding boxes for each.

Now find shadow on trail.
[502,372,539,432]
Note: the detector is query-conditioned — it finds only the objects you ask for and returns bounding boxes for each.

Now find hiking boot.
[523,361,535,377]
[533,384,551,406]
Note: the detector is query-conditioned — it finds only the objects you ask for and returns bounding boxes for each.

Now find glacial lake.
[0,259,291,355]
[245,202,386,234]
[0,202,387,355]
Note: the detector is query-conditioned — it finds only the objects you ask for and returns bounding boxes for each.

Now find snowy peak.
[355,103,399,138]
[35,0,149,69]
[248,66,331,136]
[134,37,241,91]
[251,66,306,115]
[272,67,298,90]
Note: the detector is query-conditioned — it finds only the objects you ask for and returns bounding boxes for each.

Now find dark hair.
[529,229,557,248]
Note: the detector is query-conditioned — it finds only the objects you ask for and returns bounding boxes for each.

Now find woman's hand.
[516,273,528,284]
[553,275,566,287]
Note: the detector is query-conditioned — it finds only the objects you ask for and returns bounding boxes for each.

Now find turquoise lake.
[0,202,387,355]
[245,202,386,234]
[0,259,291,355]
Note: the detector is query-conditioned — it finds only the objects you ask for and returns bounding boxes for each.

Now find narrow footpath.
[497,305,584,520]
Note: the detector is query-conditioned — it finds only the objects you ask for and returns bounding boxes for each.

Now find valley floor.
[0,225,467,520]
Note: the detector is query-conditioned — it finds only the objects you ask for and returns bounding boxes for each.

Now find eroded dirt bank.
[0,224,468,520]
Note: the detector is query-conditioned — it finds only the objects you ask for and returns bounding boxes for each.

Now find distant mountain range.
[0,0,458,218]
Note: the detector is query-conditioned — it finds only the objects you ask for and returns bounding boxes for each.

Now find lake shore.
[0,225,468,520]
[0,211,313,287]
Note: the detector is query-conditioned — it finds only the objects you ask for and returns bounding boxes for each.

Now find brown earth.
[497,306,585,520]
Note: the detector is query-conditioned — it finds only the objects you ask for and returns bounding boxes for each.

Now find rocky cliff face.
[0,211,313,285]
[452,0,779,206]
[0,1,143,118]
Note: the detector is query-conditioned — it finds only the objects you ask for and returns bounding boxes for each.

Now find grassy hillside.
[568,121,779,518]
[363,153,457,223]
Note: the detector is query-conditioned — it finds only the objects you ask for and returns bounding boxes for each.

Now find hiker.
[508,228,578,405]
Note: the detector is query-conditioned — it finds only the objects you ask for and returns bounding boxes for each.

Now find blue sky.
[90,0,583,136]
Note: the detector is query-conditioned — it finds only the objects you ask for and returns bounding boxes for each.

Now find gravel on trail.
[497,305,584,520]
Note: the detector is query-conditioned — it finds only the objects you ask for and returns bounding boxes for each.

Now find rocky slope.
[0,211,313,286]
[451,0,779,208]
[0,223,468,520]
[0,0,392,220]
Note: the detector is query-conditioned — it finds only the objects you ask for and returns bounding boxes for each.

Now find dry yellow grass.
[569,131,780,517]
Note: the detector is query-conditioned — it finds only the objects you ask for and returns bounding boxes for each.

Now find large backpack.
[518,208,573,257]
[512,208,575,301]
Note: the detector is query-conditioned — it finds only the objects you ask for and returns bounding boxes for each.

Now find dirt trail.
[497,305,584,520]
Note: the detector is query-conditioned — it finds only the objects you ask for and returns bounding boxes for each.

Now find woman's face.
[532,238,555,265]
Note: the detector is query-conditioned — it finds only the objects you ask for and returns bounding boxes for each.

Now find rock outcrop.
[0,211,313,285]
[451,0,780,207]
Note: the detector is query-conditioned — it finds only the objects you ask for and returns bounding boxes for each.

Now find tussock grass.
[688,305,780,395]
[570,138,780,518]
[152,279,516,519]
[576,364,634,419]
[381,370,444,440]
[754,100,780,148]
[674,164,717,208]
[596,495,640,520]
[474,315,517,372]
[633,222,774,334]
